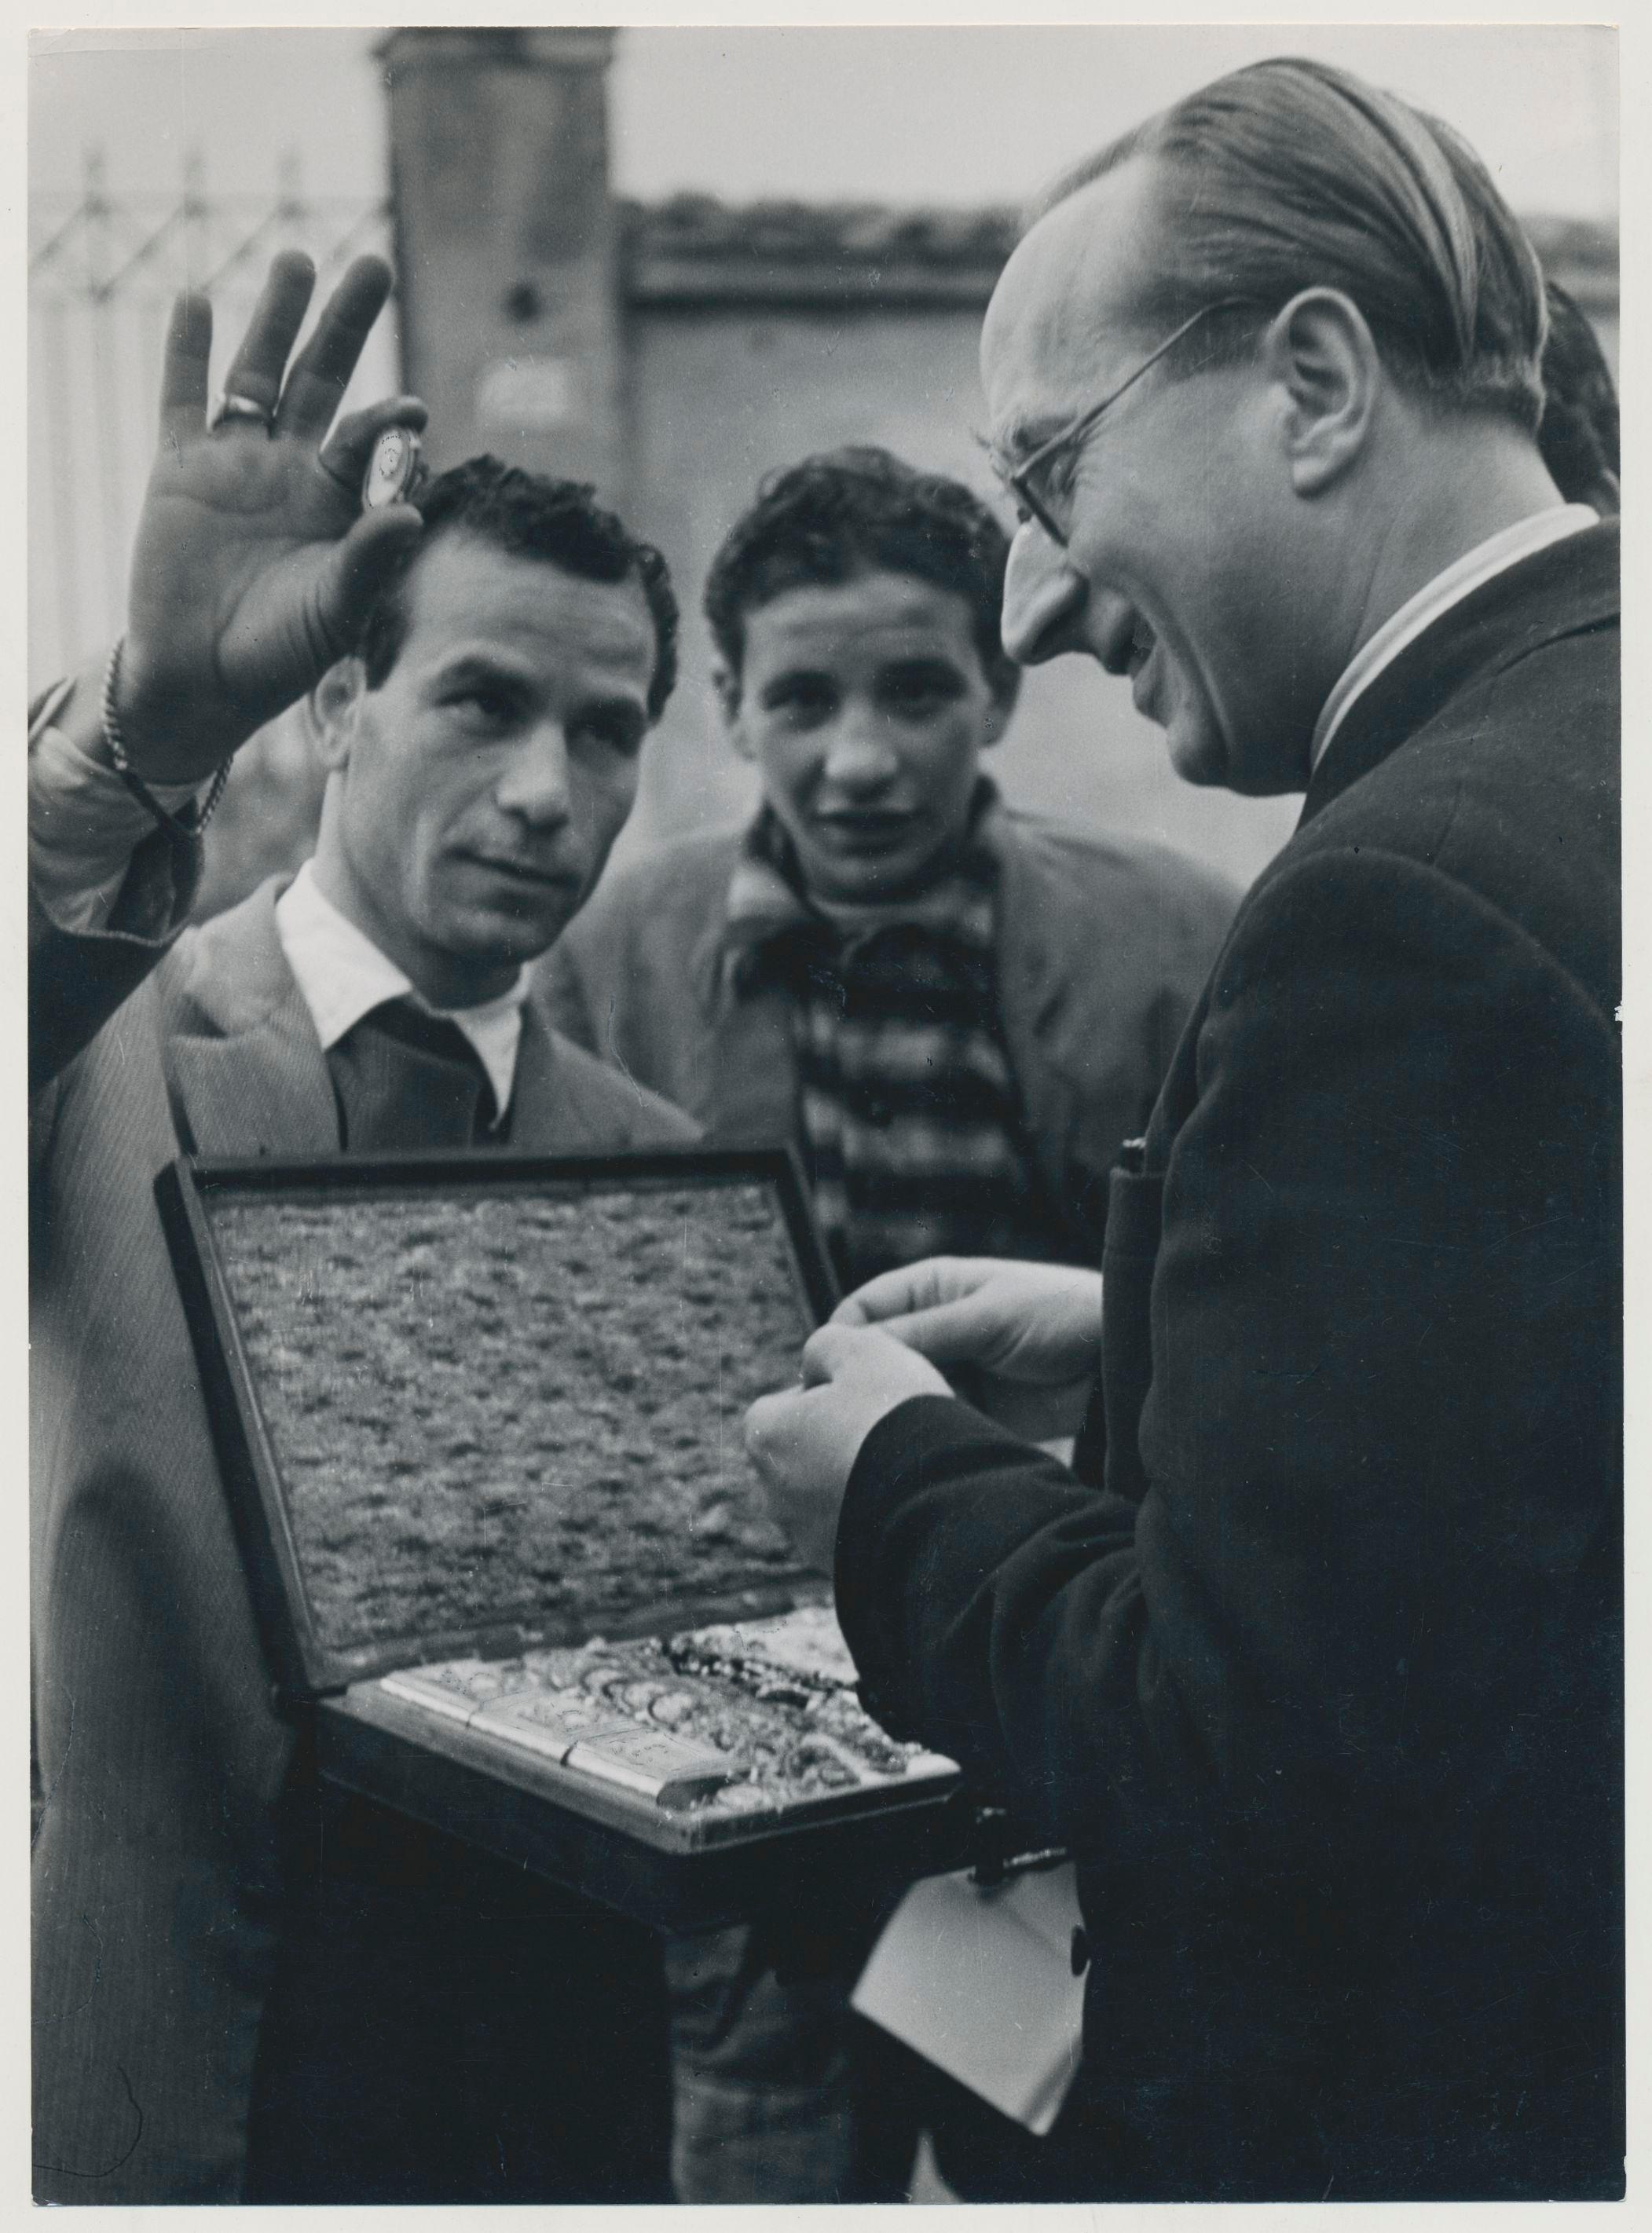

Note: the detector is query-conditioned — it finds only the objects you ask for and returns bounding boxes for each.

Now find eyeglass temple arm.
[1014,295,1264,481]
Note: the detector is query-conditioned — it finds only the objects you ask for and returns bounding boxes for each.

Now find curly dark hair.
[354,455,679,718]
[703,446,1020,706]
[1537,280,1619,510]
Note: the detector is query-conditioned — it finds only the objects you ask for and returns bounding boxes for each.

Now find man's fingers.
[743,1389,796,1466]
[830,1257,962,1329]
[800,1324,888,1386]
[158,291,214,437]
[831,1261,994,1361]
[275,254,397,437]
[310,504,423,657]
[218,250,317,420]
[846,1298,994,1367]
[801,1327,847,1386]
[830,1279,901,1330]
[317,395,430,489]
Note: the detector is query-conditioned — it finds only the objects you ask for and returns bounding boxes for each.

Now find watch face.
[363,425,426,509]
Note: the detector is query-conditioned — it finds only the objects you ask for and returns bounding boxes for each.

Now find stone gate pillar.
[379,28,624,499]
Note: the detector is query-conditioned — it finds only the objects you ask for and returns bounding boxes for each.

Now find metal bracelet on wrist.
[101,637,233,840]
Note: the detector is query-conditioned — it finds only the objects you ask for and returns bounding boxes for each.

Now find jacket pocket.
[1098,1165,1163,1506]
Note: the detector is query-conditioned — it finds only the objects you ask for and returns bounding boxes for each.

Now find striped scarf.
[724,789,1067,1290]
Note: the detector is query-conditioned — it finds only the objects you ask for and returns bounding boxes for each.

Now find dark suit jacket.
[31,872,694,2202]
[833,524,1622,2199]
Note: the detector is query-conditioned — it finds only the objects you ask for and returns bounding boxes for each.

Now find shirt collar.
[274,860,530,1116]
[1310,504,1600,775]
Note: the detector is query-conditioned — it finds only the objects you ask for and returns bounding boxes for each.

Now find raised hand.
[115,251,427,783]
[831,1256,1102,1440]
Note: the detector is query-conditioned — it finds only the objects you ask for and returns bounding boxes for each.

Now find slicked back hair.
[1538,280,1619,507]
[704,445,1021,708]
[1033,57,1549,434]
[354,455,680,719]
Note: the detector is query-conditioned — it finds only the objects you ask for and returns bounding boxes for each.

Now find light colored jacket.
[544,804,1240,1263]
[31,873,692,2202]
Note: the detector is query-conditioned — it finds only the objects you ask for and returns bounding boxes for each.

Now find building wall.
[613,298,1301,896]
[30,34,1618,924]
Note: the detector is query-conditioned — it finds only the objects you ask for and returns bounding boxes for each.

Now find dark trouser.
[663,1932,1388,2207]
[244,1785,672,2205]
[664,1916,919,2202]
[664,1902,1107,2205]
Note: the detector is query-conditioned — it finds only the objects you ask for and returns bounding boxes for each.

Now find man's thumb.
[800,1323,887,1386]
[314,504,423,654]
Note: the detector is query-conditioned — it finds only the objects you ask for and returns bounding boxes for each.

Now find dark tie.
[326,998,503,1151]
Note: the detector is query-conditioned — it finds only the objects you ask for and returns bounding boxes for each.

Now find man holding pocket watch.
[31,251,691,2202]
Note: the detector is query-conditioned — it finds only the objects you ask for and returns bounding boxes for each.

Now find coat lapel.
[161,879,341,1159]
[1301,517,1620,828]
[991,815,1087,1214]
[504,1004,575,1150]
[705,992,795,1145]
[685,913,798,1146]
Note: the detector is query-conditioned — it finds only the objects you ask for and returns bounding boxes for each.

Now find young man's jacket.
[544,800,1240,1261]
[832,523,1623,2200]
[31,862,693,2203]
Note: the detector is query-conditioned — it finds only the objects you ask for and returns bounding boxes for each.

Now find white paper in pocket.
[851,1862,1086,2136]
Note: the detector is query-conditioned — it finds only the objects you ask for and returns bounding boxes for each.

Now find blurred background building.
[30,26,1618,918]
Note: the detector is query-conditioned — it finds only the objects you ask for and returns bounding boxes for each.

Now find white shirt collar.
[1310,504,1600,775]
[274,859,530,1118]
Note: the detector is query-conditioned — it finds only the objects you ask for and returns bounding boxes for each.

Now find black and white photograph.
[27,15,1625,2207]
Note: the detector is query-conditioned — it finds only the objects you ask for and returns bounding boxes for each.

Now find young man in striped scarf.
[545,445,1238,2201]
[550,446,1236,1297]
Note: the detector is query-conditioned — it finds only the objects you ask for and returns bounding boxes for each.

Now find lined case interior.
[200,1168,826,1661]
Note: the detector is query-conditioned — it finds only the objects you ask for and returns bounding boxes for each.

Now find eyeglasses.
[993,296,1262,547]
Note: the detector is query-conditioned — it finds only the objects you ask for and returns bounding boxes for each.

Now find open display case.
[158,1148,977,1929]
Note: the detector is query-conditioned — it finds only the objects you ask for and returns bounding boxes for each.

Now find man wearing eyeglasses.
[744,57,1621,2201]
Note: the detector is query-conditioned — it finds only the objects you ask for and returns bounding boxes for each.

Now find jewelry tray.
[157,1149,973,1928]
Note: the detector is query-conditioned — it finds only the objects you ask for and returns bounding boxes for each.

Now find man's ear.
[310,658,367,774]
[1261,288,1381,498]
[709,657,753,760]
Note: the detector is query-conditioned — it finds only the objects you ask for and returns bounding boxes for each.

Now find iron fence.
[29,153,397,685]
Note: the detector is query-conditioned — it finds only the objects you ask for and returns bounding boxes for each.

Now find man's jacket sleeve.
[833,843,1620,1887]
[29,782,201,1092]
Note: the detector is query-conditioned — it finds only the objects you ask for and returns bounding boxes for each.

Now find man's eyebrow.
[758,664,832,693]
[879,654,967,678]
[427,650,533,694]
